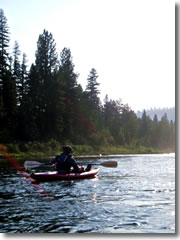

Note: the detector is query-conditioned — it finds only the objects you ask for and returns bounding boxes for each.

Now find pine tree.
[150,114,160,147]
[58,47,81,141]
[0,9,9,140]
[20,53,29,102]
[138,110,153,146]
[85,68,100,109]
[153,114,158,123]
[103,95,117,130]
[84,68,103,141]
[12,41,21,105]
[0,9,17,141]
[35,29,58,77]
[1,70,17,141]
[16,53,30,141]
[159,113,171,148]
[0,8,10,91]
[23,64,40,140]
[59,47,79,99]
[30,29,59,139]
[121,109,138,145]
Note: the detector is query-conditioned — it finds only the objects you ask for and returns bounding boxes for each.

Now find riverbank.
[0,142,175,161]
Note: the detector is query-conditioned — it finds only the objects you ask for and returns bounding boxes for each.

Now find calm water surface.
[0,153,175,233]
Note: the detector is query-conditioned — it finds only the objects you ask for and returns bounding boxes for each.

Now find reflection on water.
[0,154,175,233]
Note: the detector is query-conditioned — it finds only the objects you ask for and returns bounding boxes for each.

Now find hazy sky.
[1,0,175,111]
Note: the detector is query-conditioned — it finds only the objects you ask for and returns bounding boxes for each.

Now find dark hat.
[62,145,72,154]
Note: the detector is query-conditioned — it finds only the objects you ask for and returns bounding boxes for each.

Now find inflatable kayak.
[30,168,99,181]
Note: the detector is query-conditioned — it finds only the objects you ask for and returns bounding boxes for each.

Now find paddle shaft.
[78,161,117,168]
[24,160,117,169]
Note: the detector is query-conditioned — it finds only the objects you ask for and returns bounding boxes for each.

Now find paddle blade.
[101,161,118,168]
[24,161,44,169]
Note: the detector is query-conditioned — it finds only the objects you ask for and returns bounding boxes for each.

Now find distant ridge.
[136,107,175,122]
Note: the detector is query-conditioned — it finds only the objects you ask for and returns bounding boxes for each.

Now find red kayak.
[30,168,99,181]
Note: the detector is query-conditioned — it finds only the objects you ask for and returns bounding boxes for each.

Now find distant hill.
[136,107,175,122]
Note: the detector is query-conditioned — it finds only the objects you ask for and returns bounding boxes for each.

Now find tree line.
[137,107,175,123]
[0,9,175,151]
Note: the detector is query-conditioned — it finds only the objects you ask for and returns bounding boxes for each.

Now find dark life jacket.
[50,153,80,173]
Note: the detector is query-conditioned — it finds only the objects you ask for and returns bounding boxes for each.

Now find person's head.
[62,145,72,155]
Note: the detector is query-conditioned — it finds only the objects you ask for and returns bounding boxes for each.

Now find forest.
[0,9,175,155]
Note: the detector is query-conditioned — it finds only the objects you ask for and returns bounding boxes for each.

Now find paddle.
[83,161,118,168]
[24,160,118,169]
[24,161,48,169]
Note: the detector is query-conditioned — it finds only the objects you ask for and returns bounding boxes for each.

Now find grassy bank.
[0,140,175,160]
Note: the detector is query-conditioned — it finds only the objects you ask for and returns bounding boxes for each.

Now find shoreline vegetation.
[0,142,175,162]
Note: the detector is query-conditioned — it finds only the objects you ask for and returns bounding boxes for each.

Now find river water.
[0,153,175,233]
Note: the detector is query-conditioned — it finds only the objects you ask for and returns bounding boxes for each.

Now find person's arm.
[70,157,80,173]
[49,156,58,165]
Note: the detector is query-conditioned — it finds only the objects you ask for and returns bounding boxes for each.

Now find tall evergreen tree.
[29,29,59,139]
[0,9,17,141]
[0,9,9,141]
[16,53,30,141]
[0,8,10,91]
[84,68,101,130]
[85,68,100,109]
[1,69,17,141]
[58,47,81,141]
[20,53,29,102]
[159,113,171,148]
[121,109,138,145]
[23,64,40,140]
[83,75,106,146]
[103,95,119,131]
[150,114,159,147]
[138,110,153,146]
[59,47,79,99]
[35,29,58,77]
[153,114,158,123]
[12,41,21,105]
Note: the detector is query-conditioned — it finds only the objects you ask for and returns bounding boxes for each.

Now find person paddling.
[50,145,83,174]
